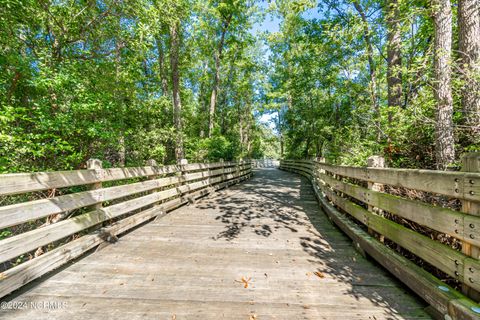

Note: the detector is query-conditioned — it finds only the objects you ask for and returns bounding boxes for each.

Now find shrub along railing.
[0,159,252,298]
[280,154,480,320]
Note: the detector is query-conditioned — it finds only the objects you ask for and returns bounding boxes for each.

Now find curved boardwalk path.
[2,168,430,319]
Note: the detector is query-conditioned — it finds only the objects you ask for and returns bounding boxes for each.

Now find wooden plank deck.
[0,168,430,319]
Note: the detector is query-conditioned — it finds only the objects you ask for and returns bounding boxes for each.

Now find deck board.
[0,168,430,319]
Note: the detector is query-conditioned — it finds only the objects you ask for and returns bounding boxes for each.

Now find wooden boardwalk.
[1,168,430,319]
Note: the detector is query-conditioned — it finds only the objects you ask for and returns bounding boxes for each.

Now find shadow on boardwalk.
[197,168,430,319]
[1,168,430,319]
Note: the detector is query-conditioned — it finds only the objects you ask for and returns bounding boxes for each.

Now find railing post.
[177,159,188,176]
[237,158,242,179]
[248,158,253,178]
[146,158,158,182]
[367,156,385,241]
[87,158,103,211]
[146,159,157,167]
[146,159,160,206]
[219,158,225,184]
[317,157,325,171]
[461,152,480,300]
[177,158,188,187]
[313,157,325,185]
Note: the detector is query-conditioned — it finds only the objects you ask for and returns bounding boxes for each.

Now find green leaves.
[0,0,279,172]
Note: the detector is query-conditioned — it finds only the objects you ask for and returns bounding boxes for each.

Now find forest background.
[0,0,479,172]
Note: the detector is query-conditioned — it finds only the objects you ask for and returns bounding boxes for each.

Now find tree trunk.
[156,37,169,97]
[433,0,455,169]
[458,0,480,138]
[208,15,232,138]
[199,61,209,138]
[239,112,244,153]
[118,136,126,167]
[115,29,125,167]
[245,111,252,155]
[304,133,310,158]
[386,0,403,114]
[170,21,184,161]
[278,109,284,158]
[353,1,380,140]
[209,52,220,137]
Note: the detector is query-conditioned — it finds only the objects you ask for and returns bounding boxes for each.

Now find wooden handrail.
[315,170,479,246]
[280,158,480,320]
[0,160,252,298]
[0,161,248,196]
[282,159,480,202]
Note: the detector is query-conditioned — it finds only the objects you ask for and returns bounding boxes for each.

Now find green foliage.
[265,0,478,168]
[0,229,12,241]
[5,0,474,172]
[204,135,237,160]
[0,0,278,173]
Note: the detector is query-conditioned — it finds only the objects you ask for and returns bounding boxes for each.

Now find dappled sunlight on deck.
[1,168,430,319]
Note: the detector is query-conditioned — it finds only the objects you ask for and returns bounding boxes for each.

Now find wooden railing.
[280,155,480,320]
[0,159,252,298]
[251,159,279,168]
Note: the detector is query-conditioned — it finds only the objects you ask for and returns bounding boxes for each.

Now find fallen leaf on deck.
[235,276,252,288]
[0,273,7,280]
[241,276,251,288]
[249,314,257,320]
[313,271,325,278]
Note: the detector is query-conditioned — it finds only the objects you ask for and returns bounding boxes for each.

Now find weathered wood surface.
[281,160,480,319]
[281,159,480,202]
[0,165,252,230]
[314,170,479,246]
[460,153,480,299]
[0,174,250,298]
[0,161,248,196]
[282,161,480,283]
[1,168,429,319]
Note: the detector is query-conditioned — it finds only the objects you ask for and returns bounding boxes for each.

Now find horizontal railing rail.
[251,159,279,168]
[280,156,480,320]
[0,159,252,298]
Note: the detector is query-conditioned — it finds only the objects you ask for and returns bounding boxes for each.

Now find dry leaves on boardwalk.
[306,271,325,279]
[235,276,252,288]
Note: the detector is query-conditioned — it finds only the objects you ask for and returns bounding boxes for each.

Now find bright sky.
[251,1,322,132]
[251,1,322,34]
[251,1,280,34]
